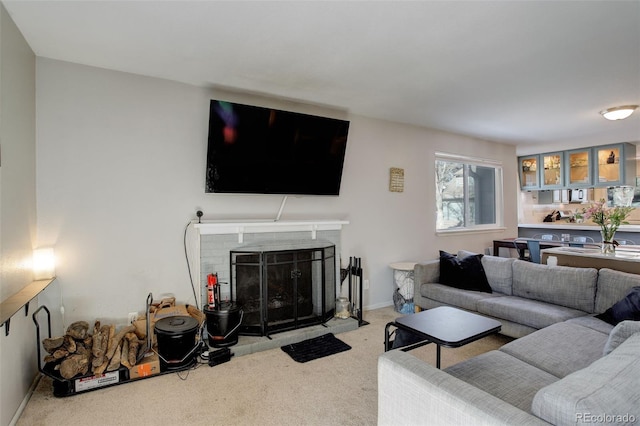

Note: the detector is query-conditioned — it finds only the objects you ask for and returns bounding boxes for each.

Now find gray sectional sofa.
[378,253,640,425]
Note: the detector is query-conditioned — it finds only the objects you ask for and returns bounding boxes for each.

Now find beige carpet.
[17,306,512,426]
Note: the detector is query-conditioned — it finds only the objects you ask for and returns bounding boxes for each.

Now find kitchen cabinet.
[593,143,636,187]
[518,155,540,189]
[565,148,592,187]
[519,143,636,191]
[540,151,565,189]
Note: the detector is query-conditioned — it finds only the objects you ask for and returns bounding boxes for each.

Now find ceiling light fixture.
[600,105,638,121]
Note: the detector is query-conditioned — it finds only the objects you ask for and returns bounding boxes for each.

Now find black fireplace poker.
[348,256,368,327]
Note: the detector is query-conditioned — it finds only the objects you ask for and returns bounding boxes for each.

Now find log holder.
[32,292,198,397]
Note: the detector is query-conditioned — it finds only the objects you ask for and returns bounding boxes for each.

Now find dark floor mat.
[281,333,352,363]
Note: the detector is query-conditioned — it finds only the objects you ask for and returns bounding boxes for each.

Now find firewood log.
[42,336,64,353]
[93,358,108,375]
[120,338,131,369]
[83,336,93,349]
[106,341,122,372]
[66,321,89,340]
[105,325,135,361]
[52,348,69,359]
[63,335,77,353]
[75,342,91,357]
[126,333,140,367]
[91,321,102,356]
[60,353,90,379]
[92,325,110,368]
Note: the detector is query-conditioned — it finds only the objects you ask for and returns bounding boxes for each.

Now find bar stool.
[569,235,595,247]
[514,238,541,263]
[532,233,560,241]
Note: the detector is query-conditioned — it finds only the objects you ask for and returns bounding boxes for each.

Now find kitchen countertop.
[541,246,640,274]
[519,223,640,232]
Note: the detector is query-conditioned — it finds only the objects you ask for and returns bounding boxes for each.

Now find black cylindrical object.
[204,302,242,348]
[154,316,199,371]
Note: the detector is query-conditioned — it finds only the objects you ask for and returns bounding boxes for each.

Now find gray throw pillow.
[603,320,640,356]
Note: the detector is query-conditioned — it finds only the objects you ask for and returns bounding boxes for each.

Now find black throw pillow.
[439,250,492,293]
[595,286,640,326]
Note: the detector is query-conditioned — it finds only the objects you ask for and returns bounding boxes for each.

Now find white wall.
[36,58,518,325]
[1,5,38,425]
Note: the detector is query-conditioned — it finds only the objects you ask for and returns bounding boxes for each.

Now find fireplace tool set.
[345,256,368,326]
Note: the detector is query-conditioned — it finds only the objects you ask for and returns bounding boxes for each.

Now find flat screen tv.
[206,100,349,195]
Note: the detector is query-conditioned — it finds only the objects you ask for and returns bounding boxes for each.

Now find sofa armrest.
[413,260,440,308]
[378,351,548,426]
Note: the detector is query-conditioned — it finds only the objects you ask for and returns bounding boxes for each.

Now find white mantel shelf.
[194,219,349,243]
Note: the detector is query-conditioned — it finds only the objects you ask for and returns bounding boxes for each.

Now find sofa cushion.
[512,261,597,313]
[456,249,479,259]
[500,322,609,378]
[603,320,640,356]
[419,283,501,312]
[531,333,640,426]
[565,315,614,335]
[595,286,640,325]
[439,251,492,293]
[445,350,558,413]
[595,268,640,314]
[477,296,587,331]
[481,256,515,295]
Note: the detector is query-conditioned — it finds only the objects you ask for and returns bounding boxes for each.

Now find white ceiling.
[3,1,640,153]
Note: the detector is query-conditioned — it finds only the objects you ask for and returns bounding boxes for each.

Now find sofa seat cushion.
[420,283,503,312]
[477,296,587,330]
[512,261,597,313]
[531,332,640,426]
[565,315,614,335]
[500,322,609,378]
[445,350,558,413]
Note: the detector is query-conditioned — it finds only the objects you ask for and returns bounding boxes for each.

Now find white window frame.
[435,152,504,234]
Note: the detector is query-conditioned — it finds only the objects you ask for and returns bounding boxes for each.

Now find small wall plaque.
[389,167,404,192]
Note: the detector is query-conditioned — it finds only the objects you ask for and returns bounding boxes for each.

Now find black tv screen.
[206,100,349,195]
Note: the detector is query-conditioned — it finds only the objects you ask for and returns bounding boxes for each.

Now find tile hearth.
[221,316,359,357]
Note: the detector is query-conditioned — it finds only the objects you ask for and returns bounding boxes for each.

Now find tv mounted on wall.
[206,100,349,195]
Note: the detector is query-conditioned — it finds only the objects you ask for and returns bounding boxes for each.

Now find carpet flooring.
[17,306,512,426]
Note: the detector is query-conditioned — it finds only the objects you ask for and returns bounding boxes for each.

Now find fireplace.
[230,240,336,337]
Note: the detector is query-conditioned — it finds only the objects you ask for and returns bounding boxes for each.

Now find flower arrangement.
[582,199,634,251]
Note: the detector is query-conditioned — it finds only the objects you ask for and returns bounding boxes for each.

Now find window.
[435,152,503,231]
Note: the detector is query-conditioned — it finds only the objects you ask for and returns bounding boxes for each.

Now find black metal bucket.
[154,316,199,371]
[204,303,243,348]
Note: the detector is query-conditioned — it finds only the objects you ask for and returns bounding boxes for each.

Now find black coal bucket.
[204,303,243,348]
[154,316,200,371]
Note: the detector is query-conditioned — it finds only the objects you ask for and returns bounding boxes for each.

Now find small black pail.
[154,316,199,371]
[204,303,243,348]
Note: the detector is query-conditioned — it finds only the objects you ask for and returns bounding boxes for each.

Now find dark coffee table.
[384,306,502,368]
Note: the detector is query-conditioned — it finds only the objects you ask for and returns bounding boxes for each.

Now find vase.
[600,228,616,254]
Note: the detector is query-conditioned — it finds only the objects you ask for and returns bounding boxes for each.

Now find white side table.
[389,262,417,312]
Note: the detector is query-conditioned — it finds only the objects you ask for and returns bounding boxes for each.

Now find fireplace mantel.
[194,219,349,243]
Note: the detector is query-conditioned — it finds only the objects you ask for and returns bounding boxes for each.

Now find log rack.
[32,299,200,397]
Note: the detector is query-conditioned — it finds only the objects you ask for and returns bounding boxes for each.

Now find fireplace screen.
[230,240,336,336]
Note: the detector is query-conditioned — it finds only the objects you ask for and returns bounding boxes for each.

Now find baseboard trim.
[364,301,394,311]
[9,373,41,426]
